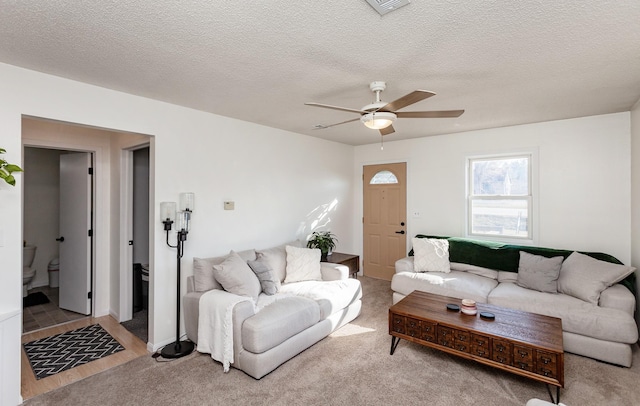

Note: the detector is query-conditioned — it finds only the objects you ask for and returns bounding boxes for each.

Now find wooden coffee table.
[389,291,564,404]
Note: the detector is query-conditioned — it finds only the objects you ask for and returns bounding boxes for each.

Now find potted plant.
[307,231,338,260]
[0,148,23,186]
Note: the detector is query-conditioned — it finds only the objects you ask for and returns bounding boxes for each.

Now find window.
[370,170,398,184]
[467,154,532,240]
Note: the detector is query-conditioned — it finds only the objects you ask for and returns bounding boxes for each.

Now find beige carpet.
[25,276,640,405]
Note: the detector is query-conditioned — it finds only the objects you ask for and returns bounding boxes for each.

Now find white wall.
[0,62,354,406]
[630,99,640,329]
[354,113,632,264]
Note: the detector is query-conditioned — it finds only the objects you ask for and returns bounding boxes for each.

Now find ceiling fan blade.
[305,102,366,114]
[378,90,436,112]
[312,117,360,130]
[396,110,465,118]
[379,125,395,136]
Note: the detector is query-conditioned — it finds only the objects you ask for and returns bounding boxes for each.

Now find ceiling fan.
[305,81,464,136]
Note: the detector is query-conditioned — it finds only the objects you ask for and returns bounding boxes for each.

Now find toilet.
[23,245,37,297]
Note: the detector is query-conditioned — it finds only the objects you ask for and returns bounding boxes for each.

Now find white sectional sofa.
[184,241,362,379]
[392,236,638,367]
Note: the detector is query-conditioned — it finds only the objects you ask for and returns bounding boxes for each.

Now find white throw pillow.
[557,251,635,304]
[212,251,261,301]
[412,238,450,273]
[284,245,322,283]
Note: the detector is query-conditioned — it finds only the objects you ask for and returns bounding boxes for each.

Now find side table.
[324,252,359,278]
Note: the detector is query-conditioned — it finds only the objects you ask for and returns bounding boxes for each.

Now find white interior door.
[59,152,92,315]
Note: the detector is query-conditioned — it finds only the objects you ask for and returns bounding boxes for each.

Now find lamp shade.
[177,210,191,232]
[179,192,195,212]
[160,202,176,222]
[361,112,396,130]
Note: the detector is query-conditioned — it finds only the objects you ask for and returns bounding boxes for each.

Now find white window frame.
[465,150,537,244]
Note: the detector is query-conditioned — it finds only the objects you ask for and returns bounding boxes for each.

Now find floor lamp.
[159,193,196,358]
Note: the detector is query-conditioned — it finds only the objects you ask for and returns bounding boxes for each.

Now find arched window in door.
[369,170,398,184]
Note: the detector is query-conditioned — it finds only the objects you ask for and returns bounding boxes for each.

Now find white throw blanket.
[197,290,253,372]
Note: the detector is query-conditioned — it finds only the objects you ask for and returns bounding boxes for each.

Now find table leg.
[390,336,401,355]
[546,384,560,404]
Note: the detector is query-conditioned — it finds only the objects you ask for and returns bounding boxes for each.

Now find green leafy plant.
[0,148,23,186]
[307,231,338,258]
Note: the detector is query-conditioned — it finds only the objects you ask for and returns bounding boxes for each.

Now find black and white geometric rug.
[23,324,125,380]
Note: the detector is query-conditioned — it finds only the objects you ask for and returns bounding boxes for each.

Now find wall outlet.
[412,211,421,218]
[224,201,235,210]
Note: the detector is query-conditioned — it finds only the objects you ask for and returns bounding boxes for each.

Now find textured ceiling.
[1,1,639,145]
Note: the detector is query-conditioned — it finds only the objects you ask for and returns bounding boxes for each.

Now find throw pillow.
[255,240,304,287]
[193,255,226,292]
[516,251,564,293]
[557,251,636,304]
[247,258,278,295]
[212,251,261,301]
[412,237,450,273]
[284,245,322,283]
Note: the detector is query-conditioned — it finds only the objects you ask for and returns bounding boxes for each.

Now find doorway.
[363,162,407,280]
[22,147,93,332]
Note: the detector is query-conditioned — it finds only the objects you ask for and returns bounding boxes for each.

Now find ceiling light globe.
[361,112,396,130]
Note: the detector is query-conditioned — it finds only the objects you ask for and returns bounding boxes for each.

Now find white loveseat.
[391,236,638,367]
[184,241,362,379]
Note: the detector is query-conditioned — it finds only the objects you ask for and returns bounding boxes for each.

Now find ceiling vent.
[365,0,410,15]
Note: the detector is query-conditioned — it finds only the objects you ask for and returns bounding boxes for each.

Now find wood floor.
[21,315,149,401]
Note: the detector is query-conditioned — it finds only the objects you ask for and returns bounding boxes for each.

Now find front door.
[59,152,92,315]
[363,162,407,280]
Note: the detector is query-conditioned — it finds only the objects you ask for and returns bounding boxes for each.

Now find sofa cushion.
[242,296,320,354]
[212,251,261,301]
[516,251,564,293]
[450,262,499,280]
[247,258,278,295]
[412,237,450,273]
[488,282,639,344]
[558,251,636,304]
[391,270,498,304]
[284,245,322,283]
[279,278,362,320]
[193,256,224,292]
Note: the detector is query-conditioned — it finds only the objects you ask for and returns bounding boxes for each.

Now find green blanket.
[409,235,636,296]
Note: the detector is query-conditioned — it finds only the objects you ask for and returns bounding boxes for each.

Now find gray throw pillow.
[247,258,278,295]
[212,251,261,301]
[558,251,636,304]
[516,251,564,293]
[193,256,226,292]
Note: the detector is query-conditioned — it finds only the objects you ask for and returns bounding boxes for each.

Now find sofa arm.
[232,299,259,363]
[184,291,206,342]
[395,257,414,273]
[599,284,636,316]
[320,262,349,280]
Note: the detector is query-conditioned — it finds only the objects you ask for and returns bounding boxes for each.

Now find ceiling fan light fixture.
[361,112,396,130]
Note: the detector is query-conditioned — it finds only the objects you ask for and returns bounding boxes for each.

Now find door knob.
[56,236,65,242]
[395,230,405,234]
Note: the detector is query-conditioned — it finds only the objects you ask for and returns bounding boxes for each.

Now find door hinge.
[88,167,94,175]
[88,291,92,299]
[88,229,93,237]
[362,217,364,223]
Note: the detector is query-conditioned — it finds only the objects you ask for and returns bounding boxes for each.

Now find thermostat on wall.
[224,201,235,210]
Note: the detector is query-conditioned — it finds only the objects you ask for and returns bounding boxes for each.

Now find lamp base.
[160,340,195,359]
